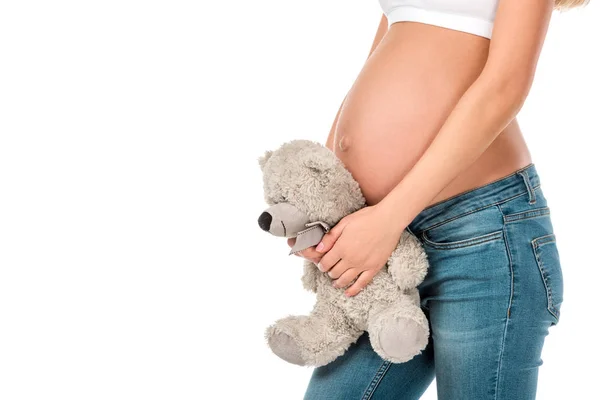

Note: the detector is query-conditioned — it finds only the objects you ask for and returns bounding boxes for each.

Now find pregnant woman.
[286,0,586,399]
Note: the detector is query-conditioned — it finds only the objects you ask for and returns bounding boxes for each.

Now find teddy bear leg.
[265,303,362,367]
[367,291,430,363]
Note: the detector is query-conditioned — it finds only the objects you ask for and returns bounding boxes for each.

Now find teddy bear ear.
[257,150,273,171]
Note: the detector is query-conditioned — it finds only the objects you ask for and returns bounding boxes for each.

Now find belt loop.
[518,170,536,204]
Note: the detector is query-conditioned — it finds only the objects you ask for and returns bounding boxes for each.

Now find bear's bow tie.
[289,221,331,256]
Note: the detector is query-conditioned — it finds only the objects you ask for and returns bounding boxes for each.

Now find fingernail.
[317,262,322,271]
[316,242,324,252]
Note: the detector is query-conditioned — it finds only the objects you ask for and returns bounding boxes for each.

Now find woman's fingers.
[300,247,324,261]
[315,217,348,254]
[287,238,322,263]
[332,268,361,288]
[317,245,343,273]
[288,233,375,296]
[324,258,348,279]
[344,269,378,297]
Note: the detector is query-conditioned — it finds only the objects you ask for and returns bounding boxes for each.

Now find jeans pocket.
[422,229,504,250]
[419,205,505,250]
[532,233,564,325]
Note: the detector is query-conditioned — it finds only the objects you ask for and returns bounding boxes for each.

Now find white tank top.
[378,0,499,39]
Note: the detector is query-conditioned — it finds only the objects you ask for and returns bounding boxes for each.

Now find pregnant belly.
[332,22,530,206]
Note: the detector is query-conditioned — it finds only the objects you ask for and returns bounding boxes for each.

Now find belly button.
[338,135,350,152]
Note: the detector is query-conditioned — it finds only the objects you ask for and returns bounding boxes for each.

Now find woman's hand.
[287,239,323,265]
[313,204,405,297]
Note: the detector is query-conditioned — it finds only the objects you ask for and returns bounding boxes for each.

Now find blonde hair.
[555,0,589,10]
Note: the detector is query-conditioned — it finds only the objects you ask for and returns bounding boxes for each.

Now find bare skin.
[332,20,532,207]
[290,17,531,261]
[289,1,553,295]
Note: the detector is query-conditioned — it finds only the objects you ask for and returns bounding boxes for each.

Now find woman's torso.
[332,21,532,207]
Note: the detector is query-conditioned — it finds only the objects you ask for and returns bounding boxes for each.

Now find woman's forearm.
[375,0,552,232]
[377,70,529,232]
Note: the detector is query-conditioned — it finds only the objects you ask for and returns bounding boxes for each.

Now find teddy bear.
[257,139,430,367]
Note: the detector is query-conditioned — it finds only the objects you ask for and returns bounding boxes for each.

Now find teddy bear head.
[257,139,366,238]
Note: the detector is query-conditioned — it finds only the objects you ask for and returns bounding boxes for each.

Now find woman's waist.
[428,122,532,206]
[407,161,542,236]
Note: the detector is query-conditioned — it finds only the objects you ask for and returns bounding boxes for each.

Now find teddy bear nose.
[258,211,272,231]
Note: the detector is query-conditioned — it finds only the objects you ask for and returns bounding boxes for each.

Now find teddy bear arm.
[387,231,429,290]
[301,259,320,293]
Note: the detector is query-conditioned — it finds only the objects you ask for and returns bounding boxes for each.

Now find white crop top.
[378,0,499,39]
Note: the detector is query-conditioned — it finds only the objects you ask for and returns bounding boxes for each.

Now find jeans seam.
[416,187,539,235]
[421,230,504,250]
[495,204,513,399]
[532,233,556,248]
[494,310,510,400]
[361,360,391,400]
[503,207,550,223]
[532,234,560,321]
[422,163,535,211]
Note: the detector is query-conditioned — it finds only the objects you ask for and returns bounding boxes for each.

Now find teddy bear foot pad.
[368,305,430,363]
[265,315,361,367]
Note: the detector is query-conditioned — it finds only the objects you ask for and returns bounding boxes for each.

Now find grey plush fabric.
[257,139,430,367]
[286,220,331,256]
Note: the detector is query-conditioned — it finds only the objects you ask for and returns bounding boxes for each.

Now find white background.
[0,1,598,399]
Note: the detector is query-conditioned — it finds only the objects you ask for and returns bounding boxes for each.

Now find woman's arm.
[325,13,388,151]
[377,0,555,230]
[313,0,555,297]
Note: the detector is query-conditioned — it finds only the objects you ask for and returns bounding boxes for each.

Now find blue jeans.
[304,164,564,400]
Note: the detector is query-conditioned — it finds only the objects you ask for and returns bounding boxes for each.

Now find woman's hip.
[407,163,564,326]
[405,164,563,397]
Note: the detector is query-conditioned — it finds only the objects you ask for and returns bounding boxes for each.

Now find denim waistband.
[407,164,540,236]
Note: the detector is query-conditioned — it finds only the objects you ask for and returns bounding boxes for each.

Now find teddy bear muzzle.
[258,203,312,237]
